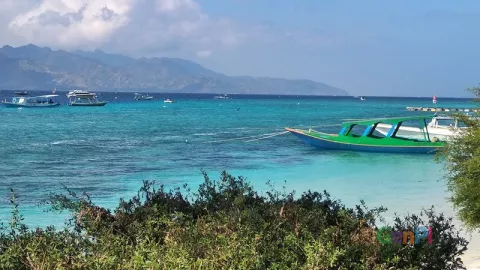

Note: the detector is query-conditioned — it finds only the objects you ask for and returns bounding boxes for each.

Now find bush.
[437,86,480,230]
[0,171,469,269]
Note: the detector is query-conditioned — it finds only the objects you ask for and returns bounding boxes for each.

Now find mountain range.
[0,44,348,96]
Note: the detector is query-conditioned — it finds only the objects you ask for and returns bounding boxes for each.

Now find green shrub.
[0,171,469,269]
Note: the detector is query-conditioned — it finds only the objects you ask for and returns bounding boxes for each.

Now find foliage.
[437,86,480,230]
[0,171,469,269]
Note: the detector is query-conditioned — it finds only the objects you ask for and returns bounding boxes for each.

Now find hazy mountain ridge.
[0,44,348,95]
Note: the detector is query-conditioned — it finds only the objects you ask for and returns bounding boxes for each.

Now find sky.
[0,0,479,97]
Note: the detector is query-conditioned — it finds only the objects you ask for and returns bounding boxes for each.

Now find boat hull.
[69,102,107,106]
[286,129,442,154]
[2,102,60,108]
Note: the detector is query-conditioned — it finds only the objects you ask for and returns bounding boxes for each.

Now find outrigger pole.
[422,118,431,142]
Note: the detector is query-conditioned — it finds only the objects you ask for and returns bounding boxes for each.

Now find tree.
[438,86,480,229]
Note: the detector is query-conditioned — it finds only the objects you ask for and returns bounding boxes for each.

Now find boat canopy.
[337,115,439,142]
[341,115,436,127]
[37,95,59,98]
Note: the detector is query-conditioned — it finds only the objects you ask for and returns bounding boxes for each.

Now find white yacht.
[375,115,466,141]
[67,90,96,98]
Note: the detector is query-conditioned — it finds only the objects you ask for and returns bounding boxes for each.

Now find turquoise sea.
[1,90,479,266]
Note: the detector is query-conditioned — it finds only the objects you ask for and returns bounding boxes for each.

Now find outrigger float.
[285,115,446,154]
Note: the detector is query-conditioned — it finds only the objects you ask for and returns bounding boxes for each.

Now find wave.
[193,133,218,136]
[50,139,86,145]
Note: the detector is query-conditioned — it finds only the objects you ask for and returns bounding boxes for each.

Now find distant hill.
[0,44,348,95]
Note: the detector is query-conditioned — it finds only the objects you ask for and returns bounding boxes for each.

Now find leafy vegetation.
[438,86,480,230]
[0,171,469,269]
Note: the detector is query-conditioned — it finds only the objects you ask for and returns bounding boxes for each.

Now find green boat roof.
[341,115,437,127]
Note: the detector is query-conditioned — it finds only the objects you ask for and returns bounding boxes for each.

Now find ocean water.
[1,90,479,266]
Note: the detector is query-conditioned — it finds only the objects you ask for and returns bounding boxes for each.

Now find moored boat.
[375,115,466,141]
[164,98,175,103]
[134,93,153,100]
[213,94,231,99]
[67,91,107,106]
[2,93,60,108]
[285,115,446,154]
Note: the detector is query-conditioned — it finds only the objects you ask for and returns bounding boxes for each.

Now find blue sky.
[1,0,479,97]
[193,0,480,97]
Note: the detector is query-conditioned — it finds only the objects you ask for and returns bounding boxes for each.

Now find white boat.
[164,99,175,103]
[67,91,107,106]
[2,92,60,108]
[66,90,96,98]
[375,116,466,141]
[134,93,153,100]
[360,96,366,101]
[213,94,231,99]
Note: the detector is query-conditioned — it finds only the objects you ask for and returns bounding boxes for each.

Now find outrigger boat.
[285,115,446,154]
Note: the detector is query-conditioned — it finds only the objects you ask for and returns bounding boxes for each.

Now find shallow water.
[0,91,478,267]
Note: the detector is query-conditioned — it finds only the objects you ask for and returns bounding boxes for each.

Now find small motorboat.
[134,93,153,100]
[213,94,231,99]
[375,115,466,141]
[164,99,175,103]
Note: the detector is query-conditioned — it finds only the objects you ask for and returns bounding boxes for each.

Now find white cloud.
[7,0,133,49]
[0,0,274,57]
[196,50,212,58]
[156,0,199,13]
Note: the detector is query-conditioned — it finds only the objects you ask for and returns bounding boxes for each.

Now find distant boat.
[67,90,96,98]
[164,98,175,103]
[213,94,231,99]
[14,91,29,96]
[67,90,107,106]
[360,96,366,101]
[2,92,60,108]
[134,93,153,100]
